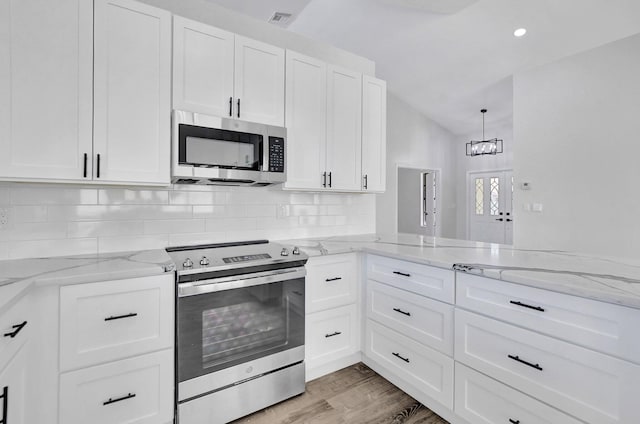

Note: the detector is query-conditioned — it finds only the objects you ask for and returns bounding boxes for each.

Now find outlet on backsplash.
[0,208,8,230]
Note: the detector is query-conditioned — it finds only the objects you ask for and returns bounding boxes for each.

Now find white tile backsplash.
[0,183,376,259]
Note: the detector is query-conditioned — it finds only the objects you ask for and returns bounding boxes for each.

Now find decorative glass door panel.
[469,170,513,244]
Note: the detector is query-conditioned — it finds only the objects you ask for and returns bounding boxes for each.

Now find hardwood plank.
[231,363,449,424]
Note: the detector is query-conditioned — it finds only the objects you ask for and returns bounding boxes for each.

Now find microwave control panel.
[268,137,285,173]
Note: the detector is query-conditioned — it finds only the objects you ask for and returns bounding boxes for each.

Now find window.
[475,178,484,215]
[490,177,500,216]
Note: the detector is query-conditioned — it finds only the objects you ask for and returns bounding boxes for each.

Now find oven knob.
[183,258,193,268]
[280,248,289,256]
[292,246,300,255]
[200,256,210,266]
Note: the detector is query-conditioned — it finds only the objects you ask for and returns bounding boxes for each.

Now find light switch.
[532,203,543,212]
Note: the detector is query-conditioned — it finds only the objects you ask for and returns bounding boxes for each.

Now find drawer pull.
[510,300,545,312]
[103,392,136,406]
[3,321,27,338]
[104,312,138,322]
[393,271,411,277]
[325,331,342,338]
[392,352,410,363]
[393,308,411,317]
[509,419,520,424]
[325,277,342,282]
[508,354,543,371]
[1,386,7,424]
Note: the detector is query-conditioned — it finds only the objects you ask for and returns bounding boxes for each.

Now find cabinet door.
[326,65,362,191]
[0,343,28,424]
[173,16,234,117]
[234,36,285,126]
[284,50,327,190]
[93,0,171,185]
[0,0,93,181]
[361,75,387,192]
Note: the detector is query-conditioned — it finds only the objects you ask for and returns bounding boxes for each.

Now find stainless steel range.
[166,240,307,424]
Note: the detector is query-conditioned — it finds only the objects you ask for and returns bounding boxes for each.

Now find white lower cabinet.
[0,342,29,424]
[455,363,583,424]
[59,349,174,424]
[455,308,640,424]
[306,304,359,371]
[365,320,453,409]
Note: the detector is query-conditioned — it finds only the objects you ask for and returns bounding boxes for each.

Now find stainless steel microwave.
[172,110,286,186]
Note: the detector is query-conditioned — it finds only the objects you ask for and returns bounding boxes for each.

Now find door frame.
[395,163,442,236]
[466,168,513,240]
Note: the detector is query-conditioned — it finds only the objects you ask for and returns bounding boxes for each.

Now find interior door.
[284,50,327,190]
[468,170,513,244]
[93,0,171,185]
[234,35,285,126]
[0,0,93,181]
[326,65,362,191]
[173,16,235,118]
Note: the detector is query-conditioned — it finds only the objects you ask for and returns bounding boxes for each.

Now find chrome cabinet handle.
[104,312,138,322]
[103,393,136,406]
[3,321,27,338]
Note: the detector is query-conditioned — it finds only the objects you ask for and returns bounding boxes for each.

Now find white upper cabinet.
[234,36,285,126]
[0,0,93,181]
[326,65,363,191]
[93,0,171,185]
[361,75,387,192]
[172,16,235,117]
[284,51,327,190]
[173,18,285,126]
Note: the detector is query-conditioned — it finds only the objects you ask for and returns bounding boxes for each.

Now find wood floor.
[231,363,450,424]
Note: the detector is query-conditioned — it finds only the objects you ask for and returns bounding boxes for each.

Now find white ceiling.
[205,0,640,135]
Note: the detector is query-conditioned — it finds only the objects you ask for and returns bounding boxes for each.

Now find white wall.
[377,93,457,237]
[513,33,640,259]
[139,0,375,75]
[0,183,375,260]
[455,120,514,239]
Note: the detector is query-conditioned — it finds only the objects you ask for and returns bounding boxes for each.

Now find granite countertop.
[279,233,640,309]
[0,249,174,291]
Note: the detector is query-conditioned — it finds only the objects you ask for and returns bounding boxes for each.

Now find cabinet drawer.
[306,304,358,369]
[366,254,454,303]
[367,280,453,356]
[306,253,357,313]
[59,349,174,424]
[365,320,453,408]
[60,274,174,371]
[455,309,640,424]
[0,291,32,368]
[455,362,583,424]
[457,273,640,364]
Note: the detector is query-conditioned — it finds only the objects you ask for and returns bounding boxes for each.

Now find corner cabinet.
[173,16,285,126]
[361,76,387,192]
[0,0,93,181]
[93,0,171,185]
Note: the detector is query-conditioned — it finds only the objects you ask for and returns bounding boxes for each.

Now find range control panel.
[268,137,285,173]
[223,253,272,264]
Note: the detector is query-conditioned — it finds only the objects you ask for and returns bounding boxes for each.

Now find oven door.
[177,268,305,401]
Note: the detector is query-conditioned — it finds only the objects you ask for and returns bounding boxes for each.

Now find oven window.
[177,279,304,383]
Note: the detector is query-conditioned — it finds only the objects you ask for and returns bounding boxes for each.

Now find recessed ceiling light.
[514,28,527,37]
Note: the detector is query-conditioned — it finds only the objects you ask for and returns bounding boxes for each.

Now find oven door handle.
[178,267,306,297]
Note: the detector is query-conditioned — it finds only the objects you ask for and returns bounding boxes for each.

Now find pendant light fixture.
[466,109,503,156]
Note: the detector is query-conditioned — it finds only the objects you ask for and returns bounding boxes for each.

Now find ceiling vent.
[269,12,293,27]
